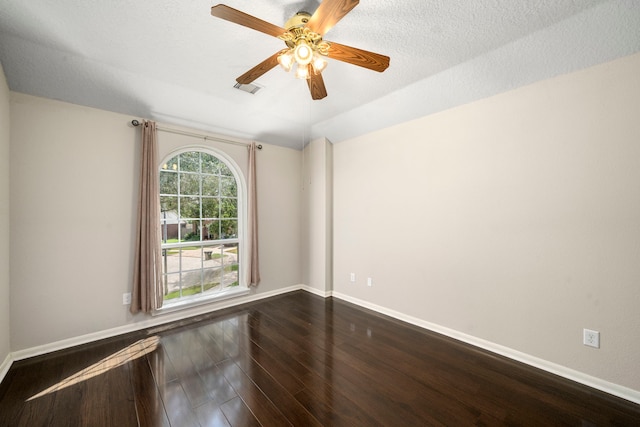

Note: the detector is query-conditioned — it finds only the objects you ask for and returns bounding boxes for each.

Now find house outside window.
[159,149,243,304]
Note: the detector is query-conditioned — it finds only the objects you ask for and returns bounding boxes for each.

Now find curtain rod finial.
[131,119,140,127]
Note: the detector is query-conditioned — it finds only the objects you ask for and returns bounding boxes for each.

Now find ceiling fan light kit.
[211,0,390,100]
[293,41,313,65]
[277,50,295,72]
[277,15,330,77]
[295,64,310,79]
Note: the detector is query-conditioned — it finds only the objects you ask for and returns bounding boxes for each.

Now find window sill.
[152,286,250,316]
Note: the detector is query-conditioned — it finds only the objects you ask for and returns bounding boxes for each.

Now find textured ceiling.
[0,0,639,148]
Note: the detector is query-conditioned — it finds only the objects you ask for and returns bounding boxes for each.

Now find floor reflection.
[27,336,160,401]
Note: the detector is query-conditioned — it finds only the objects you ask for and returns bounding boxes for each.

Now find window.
[159,150,243,305]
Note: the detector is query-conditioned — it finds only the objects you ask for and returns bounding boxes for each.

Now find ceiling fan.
[211,0,390,100]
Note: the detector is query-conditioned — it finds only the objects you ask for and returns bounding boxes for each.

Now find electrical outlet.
[583,329,600,348]
[367,277,372,287]
[122,292,131,305]
[350,273,356,282]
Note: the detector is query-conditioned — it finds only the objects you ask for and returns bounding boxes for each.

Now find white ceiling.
[1,0,639,148]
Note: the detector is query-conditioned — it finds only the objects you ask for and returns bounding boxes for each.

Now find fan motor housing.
[285,12,311,30]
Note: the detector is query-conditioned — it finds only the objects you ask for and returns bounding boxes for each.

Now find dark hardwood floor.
[1,291,638,426]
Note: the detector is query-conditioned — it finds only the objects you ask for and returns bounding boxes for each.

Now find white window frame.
[155,146,249,314]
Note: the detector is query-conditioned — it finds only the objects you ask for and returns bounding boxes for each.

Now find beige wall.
[333,53,640,392]
[302,138,333,294]
[9,93,302,351]
[0,64,10,366]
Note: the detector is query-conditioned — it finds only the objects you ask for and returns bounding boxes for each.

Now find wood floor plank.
[79,363,138,426]
[219,396,261,427]
[156,379,200,427]
[195,400,232,427]
[218,359,292,427]
[130,357,171,427]
[231,344,323,427]
[45,338,138,426]
[293,384,384,426]
[198,363,238,406]
[194,324,228,365]
[0,362,62,426]
[182,368,214,409]
[146,341,179,385]
[235,332,306,396]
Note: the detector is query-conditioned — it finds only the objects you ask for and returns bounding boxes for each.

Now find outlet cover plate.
[583,329,600,348]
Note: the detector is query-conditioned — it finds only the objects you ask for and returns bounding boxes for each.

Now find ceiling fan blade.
[326,41,390,72]
[236,52,281,84]
[307,68,328,100]
[211,4,286,38]
[307,0,359,36]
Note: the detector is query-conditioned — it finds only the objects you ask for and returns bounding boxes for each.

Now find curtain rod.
[130,119,262,150]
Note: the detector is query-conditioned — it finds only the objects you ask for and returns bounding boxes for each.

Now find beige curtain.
[130,121,163,313]
[247,142,260,286]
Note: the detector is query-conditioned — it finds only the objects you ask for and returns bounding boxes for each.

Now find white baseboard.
[299,284,333,298]
[331,291,640,405]
[0,353,12,384]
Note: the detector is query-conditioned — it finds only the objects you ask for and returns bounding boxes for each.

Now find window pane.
[163,273,181,300]
[221,177,237,197]
[223,243,238,258]
[197,221,210,240]
[160,196,178,213]
[180,173,199,195]
[163,247,181,274]
[201,153,220,175]
[203,267,222,293]
[180,196,200,219]
[160,220,169,243]
[160,170,178,194]
[220,220,237,239]
[207,220,220,240]
[202,175,219,196]
[220,198,237,218]
[180,269,203,297]
[222,244,239,288]
[204,245,221,262]
[222,265,239,288]
[180,152,200,172]
[181,245,203,269]
[181,220,201,242]
[162,155,179,172]
[202,198,219,219]
[201,221,212,240]
[219,163,233,177]
[160,201,179,242]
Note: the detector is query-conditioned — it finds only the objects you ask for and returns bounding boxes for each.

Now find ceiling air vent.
[233,82,262,94]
